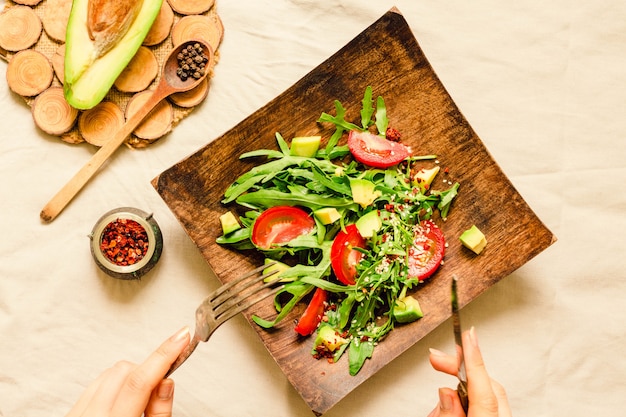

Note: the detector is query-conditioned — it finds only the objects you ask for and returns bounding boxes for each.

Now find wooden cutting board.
[152,8,556,415]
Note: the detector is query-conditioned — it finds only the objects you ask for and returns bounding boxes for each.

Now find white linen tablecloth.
[1,1,625,416]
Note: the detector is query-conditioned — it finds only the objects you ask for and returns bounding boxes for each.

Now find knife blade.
[451,275,469,412]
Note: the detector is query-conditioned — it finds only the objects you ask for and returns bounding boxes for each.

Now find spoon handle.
[40,87,170,222]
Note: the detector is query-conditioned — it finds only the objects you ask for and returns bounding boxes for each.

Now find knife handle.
[457,380,469,413]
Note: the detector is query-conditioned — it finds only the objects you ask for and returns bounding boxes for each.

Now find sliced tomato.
[251,206,315,249]
[407,219,446,280]
[294,287,327,336]
[330,224,366,285]
[347,130,410,168]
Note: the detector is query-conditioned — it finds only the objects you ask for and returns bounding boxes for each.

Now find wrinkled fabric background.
[1,1,625,416]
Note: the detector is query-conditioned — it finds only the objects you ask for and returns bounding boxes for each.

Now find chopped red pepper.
[100,219,149,266]
[294,287,328,336]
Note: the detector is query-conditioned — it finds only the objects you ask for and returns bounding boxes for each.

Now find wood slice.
[32,86,78,135]
[0,5,43,52]
[171,14,223,52]
[12,0,43,6]
[167,0,215,15]
[114,46,159,93]
[169,77,209,108]
[6,49,53,96]
[143,0,174,46]
[78,101,125,146]
[51,43,65,84]
[42,0,73,43]
[126,90,173,141]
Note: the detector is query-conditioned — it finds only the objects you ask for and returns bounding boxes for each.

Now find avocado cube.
[349,178,381,208]
[392,295,424,323]
[314,207,341,225]
[355,210,382,238]
[459,225,487,255]
[219,211,241,235]
[290,136,321,157]
[412,166,440,192]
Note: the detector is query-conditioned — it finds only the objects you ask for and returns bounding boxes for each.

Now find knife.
[451,275,469,412]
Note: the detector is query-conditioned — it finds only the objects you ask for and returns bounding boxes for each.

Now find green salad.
[217,87,459,375]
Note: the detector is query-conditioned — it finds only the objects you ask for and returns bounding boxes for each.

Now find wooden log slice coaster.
[143,0,174,47]
[32,86,78,135]
[126,90,174,141]
[42,0,73,43]
[171,14,223,52]
[167,0,215,16]
[169,77,209,108]
[0,5,43,52]
[78,101,125,147]
[114,46,159,93]
[13,0,43,5]
[7,49,53,96]
[51,43,65,84]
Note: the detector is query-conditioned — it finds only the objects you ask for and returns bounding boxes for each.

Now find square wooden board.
[153,8,556,415]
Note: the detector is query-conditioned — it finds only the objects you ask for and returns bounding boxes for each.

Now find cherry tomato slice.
[330,224,366,285]
[347,130,410,168]
[251,206,315,250]
[294,287,327,336]
[407,219,446,280]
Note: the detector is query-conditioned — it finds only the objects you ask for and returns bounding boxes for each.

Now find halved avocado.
[64,0,163,109]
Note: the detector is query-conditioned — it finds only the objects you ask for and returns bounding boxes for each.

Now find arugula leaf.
[236,189,356,211]
[433,182,460,219]
[375,96,388,134]
[318,100,362,132]
[252,282,313,328]
[348,339,374,376]
[275,132,291,155]
[360,86,374,128]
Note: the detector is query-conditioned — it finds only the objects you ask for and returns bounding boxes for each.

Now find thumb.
[428,387,466,417]
[144,378,175,417]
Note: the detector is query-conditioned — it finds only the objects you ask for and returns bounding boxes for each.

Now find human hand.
[427,327,511,417]
[65,326,191,417]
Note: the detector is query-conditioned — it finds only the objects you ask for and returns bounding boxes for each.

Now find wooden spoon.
[40,39,213,222]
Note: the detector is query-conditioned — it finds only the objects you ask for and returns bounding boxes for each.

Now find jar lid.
[89,207,163,279]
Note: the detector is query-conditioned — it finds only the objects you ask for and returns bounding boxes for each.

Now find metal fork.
[165,262,281,377]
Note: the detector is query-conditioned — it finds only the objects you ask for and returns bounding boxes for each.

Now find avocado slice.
[64,0,163,109]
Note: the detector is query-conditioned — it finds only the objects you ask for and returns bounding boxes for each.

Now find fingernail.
[170,326,190,344]
[438,388,453,411]
[468,326,478,348]
[158,379,174,400]
[429,347,447,357]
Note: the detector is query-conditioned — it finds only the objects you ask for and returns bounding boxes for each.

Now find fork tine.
[209,264,278,311]
[215,283,284,325]
[210,262,275,301]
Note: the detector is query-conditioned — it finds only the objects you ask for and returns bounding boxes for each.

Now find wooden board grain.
[152,9,556,415]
